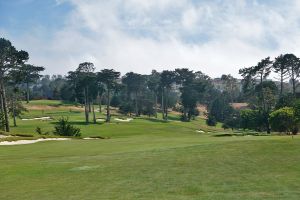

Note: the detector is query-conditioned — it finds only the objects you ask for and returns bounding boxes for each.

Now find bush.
[222,116,239,130]
[206,115,217,126]
[53,117,81,137]
[110,95,121,107]
[36,127,42,135]
[269,107,296,134]
[240,109,265,131]
[119,102,134,115]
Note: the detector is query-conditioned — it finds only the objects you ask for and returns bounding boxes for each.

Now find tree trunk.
[183,108,187,121]
[265,112,271,134]
[292,68,296,96]
[154,94,157,118]
[92,100,96,124]
[26,82,30,103]
[12,93,17,127]
[87,88,91,113]
[292,79,296,96]
[161,88,164,119]
[0,90,5,131]
[0,80,9,132]
[106,90,110,122]
[135,91,138,117]
[165,89,168,120]
[280,71,283,97]
[98,92,102,113]
[84,88,89,124]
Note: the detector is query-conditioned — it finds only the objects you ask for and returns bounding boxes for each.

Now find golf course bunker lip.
[114,118,133,122]
[0,138,71,146]
[0,135,12,138]
[21,117,53,121]
[83,137,100,140]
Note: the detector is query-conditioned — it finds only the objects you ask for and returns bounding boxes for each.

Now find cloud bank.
[2,0,300,77]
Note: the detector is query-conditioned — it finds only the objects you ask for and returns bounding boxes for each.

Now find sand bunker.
[114,118,133,122]
[22,117,52,121]
[96,119,106,122]
[83,137,100,140]
[0,138,70,146]
[0,135,11,139]
[196,130,205,133]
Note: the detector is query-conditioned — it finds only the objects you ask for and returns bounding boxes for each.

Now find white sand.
[114,118,133,122]
[83,137,100,140]
[22,117,52,121]
[0,135,11,138]
[0,138,71,146]
[96,119,106,122]
[196,130,205,133]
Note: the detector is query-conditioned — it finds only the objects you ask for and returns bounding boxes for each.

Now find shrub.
[269,107,296,134]
[222,111,240,130]
[240,109,265,131]
[36,127,42,135]
[206,115,217,126]
[119,102,134,115]
[53,117,81,137]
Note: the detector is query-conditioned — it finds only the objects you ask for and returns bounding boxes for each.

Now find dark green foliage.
[119,102,134,115]
[222,115,239,130]
[110,95,121,107]
[53,117,81,137]
[141,100,155,117]
[240,109,263,131]
[36,127,42,135]
[209,96,234,122]
[175,69,211,121]
[206,115,217,126]
[269,107,296,134]
[275,93,295,109]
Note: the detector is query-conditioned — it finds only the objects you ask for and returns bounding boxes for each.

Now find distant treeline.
[1,37,300,134]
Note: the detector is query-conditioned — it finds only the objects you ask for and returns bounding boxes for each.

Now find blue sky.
[1,0,300,77]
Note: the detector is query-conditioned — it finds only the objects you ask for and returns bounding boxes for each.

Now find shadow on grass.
[139,117,170,123]
[50,121,105,126]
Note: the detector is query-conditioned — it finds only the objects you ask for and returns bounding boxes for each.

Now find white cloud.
[5,0,300,78]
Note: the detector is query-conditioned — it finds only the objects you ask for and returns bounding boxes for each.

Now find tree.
[122,72,145,116]
[206,115,217,126]
[18,64,45,103]
[147,70,160,118]
[0,38,28,132]
[285,54,300,96]
[273,54,290,96]
[275,93,295,109]
[75,62,96,124]
[98,69,120,122]
[239,57,274,133]
[220,74,239,103]
[209,95,234,122]
[160,70,176,120]
[240,109,264,131]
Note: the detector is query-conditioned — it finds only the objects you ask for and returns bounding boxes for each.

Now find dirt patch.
[231,103,249,110]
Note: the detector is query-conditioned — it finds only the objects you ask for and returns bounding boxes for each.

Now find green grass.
[1,100,300,199]
[24,99,74,106]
